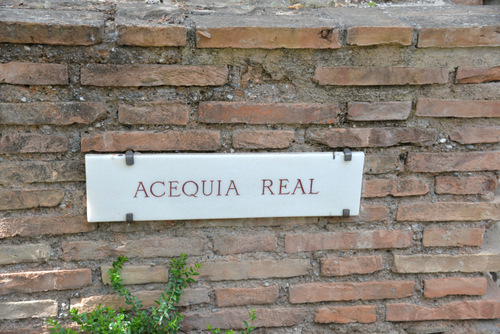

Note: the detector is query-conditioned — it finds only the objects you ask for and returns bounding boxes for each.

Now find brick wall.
[0,1,499,333]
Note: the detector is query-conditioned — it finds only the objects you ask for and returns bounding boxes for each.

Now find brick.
[199,102,339,124]
[456,66,500,84]
[81,130,220,152]
[314,67,448,86]
[0,189,64,210]
[0,102,105,125]
[363,178,429,197]
[118,25,186,47]
[213,234,277,255]
[416,99,500,118]
[321,255,383,276]
[101,265,168,285]
[289,280,414,303]
[81,64,228,87]
[418,27,500,48]
[347,26,413,46]
[435,175,498,195]
[0,62,68,85]
[0,243,50,265]
[0,300,57,320]
[328,204,388,223]
[118,101,189,125]
[0,161,84,184]
[197,259,310,281]
[233,130,294,149]
[215,286,279,307]
[393,254,500,273]
[450,126,500,144]
[0,133,68,153]
[450,0,482,4]
[315,305,377,324]
[347,102,412,121]
[424,277,487,298]
[386,300,500,321]
[0,269,91,295]
[423,228,484,247]
[364,154,400,174]
[285,230,412,253]
[0,216,96,239]
[406,151,500,172]
[397,202,500,221]
[307,128,438,148]
[62,237,203,261]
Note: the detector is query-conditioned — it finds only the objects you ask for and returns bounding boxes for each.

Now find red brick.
[213,234,277,255]
[215,286,279,307]
[0,189,64,210]
[386,300,500,321]
[0,133,68,153]
[285,230,412,253]
[0,62,68,85]
[0,161,84,184]
[393,254,500,273]
[81,130,220,152]
[328,204,388,223]
[364,155,400,174]
[450,126,500,144]
[314,67,447,86]
[118,25,186,46]
[435,175,498,195]
[456,66,500,84]
[418,27,500,48]
[347,26,413,46]
[424,277,487,298]
[101,265,168,285]
[321,255,383,276]
[0,216,96,239]
[406,151,500,172]
[118,101,189,125]
[423,228,484,247]
[416,99,500,118]
[232,130,294,149]
[0,300,57,320]
[0,243,51,265]
[199,102,339,124]
[290,280,414,303]
[0,269,91,295]
[81,64,228,87]
[315,305,377,324]
[347,101,412,121]
[363,178,429,197]
[397,202,500,222]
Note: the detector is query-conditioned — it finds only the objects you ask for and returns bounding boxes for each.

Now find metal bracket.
[125,150,134,166]
[343,209,350,218]
[343,148,352,161]
[126,213,134,223]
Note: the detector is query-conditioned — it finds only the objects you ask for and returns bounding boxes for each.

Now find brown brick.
[328,204,389,223]
[0,189,64,210]
[197,259,310,281]
[0,243,51,265]
[418,27,500,48]
[397,202,500,222]
[118,25,186,47]
[363,178,428,198]
[81,64,228,87]
[423,228,484,247]
[456,66,500,84]
[0,216,95,239]
[450,126,500,144]
[424,277,487,298]
[101,265,168,285]
[393,254,500,273]
[81,130,220,152]
[314,67,447,86]
[347,102,412,121]
[118,101,189,125]
[315,305,377,324]
[0,300,57,320]
[0,161,84,184]
[290,280,414,303]
[0,133,68,153]
[364,154,400,174]
[347,26,413,46]
[0,62,68,85]
[386,300,500,321]
[215,286,279,307]
[406,151,500,172]
[416,99,500,118]
[213,234,277,255]
[321,255,383,276]
[199,102,339,124]
[233,130,294,149]
[435,175,498,195]
[285,230,412,253]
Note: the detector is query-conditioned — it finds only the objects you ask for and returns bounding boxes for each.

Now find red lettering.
[150,181,165,198]
[169,181,180,197]
[217,180,222,196]
[133,181,149,198]
[225,180,240,196]
[279,179,290,195]
[182,181,199,197]
[261,179,274,195]
[202,180,213,196]
[292,179,306,195]
[309,178,319,195]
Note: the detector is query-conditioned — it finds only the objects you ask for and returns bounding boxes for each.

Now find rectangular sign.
[85,152,364,222]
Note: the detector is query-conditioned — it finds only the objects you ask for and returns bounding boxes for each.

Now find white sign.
[85,152,364,222]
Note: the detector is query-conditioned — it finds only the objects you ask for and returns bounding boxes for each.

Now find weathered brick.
[307,128,438,148]
[314,67,448,86]
[290,280,414,303]
[0,189,64,210]
[315,305,377,324]
[81,64,228,87]
[418,27,500,48]
[232,130,295,149]
[328,205,388,223]
[0,243,50,265]
[416,99,500,118]
[0,269,91,295]
[435,175,498,195]
[285,230,412,253]
[101,265,168,285]
[397,202,500,221]
[423,228,484,247]
[364,154,400,174]
[450,126,500,144]
[456,66,500,84]
[406,151,500,172]
[197,259,310,281]
[118,101,189,125]
[393,254,500,273]
[215,286,279,307]
[213,234,277,255]
[347,26,413,46]
[0,300,57,320]
[450,0,482,5]
[62,237,203,261]
[0,216,96,239]
[81,130,220,152]
[363,178,429,197]
[0,161,84,184]
[424,277,487,298]
[0,62,68,85]
[0,133,68,153]
[347,102,412,121]
[321,255,383,276]
[199,102,339,124]
[118,25,186,47]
